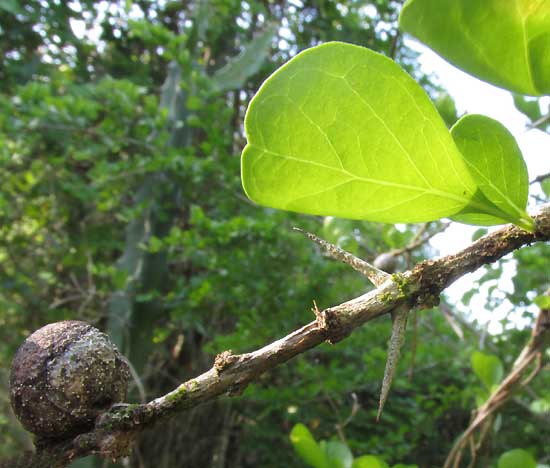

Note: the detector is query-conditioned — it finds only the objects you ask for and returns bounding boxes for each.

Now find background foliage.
[0,1,548,467]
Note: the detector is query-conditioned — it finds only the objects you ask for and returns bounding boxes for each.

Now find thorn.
[311,299,328,331]
[311,300,321,319]
[377,305,409,421]
[293,227,390,287]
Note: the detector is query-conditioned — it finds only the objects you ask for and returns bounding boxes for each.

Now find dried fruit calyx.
[10,320,130,440]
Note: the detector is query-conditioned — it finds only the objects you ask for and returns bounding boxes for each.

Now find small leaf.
[471,228,487,241]
[399,0,550,96]
[323,440,354,468]
[497,449,537,468]
[513,95,543,123]
[534,296,550,309]
[242,42,482,223]
[471,351,503,390]
[290,423,330,468]
[433,92,459,128]
[450,114,534,232]
[212,24,276,92]
[542,179,550,197]
[352,455,390,468]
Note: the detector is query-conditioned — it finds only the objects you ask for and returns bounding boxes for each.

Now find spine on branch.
[6,204,550,465]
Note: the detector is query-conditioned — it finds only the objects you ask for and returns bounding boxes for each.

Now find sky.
[409,41,550,334]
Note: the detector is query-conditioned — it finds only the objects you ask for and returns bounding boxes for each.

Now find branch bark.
[7,204,550,467]
[444,303,550,468]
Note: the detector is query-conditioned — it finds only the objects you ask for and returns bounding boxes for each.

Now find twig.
[526,112,550,132]
[439,304,465,341]
[444,302,550,468]
[531,172,550,185]
[392,221,451,257]
[127,359,147,404]
[5,204,550,467]
[380,221,451,270]
[323,392,347,444]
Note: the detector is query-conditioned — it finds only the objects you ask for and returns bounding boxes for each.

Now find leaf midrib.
[463,158,524,219]
[517,0,537,93]
[253,146,476,206]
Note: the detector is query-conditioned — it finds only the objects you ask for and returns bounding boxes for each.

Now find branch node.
[215,350,239,373]
[322,307,353,344]
[311,299,323,321]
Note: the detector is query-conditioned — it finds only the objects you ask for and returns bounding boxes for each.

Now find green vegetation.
[1,1,549,467]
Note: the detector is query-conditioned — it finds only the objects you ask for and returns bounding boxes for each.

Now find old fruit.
[10,320,130,440]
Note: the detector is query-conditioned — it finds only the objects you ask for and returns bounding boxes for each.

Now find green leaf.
[289,424,330,468]
[471,351,503,390]
[513,94,543,123]
[323,440,354,468]
[498,449,536,468]
[352,455,389,468]
[433,92,459,128]
[212,24,276,92]
[530,397,550,414]
[449,114,534,231]
[541,179,550,198]
[242,42,484,224]
[471,228,488,241]
[533,295,550,309]
[399,0,550,96]
[0,0,22,15]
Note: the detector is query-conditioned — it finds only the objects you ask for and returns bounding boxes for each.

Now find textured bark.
[6,204,550,467]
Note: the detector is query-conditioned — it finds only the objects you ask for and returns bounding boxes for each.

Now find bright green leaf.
[352,455,389,468]
[289,424,330,468]
[241,42,486,224]
[392,465,418,468]
[533,296,550,309]
[498,449,537,468]
[323,440,353,468]
[450,114,534,231]
[212,24,276,92]
[399,0,550,96]
[542,179,550,197]
[471,351,503,390]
